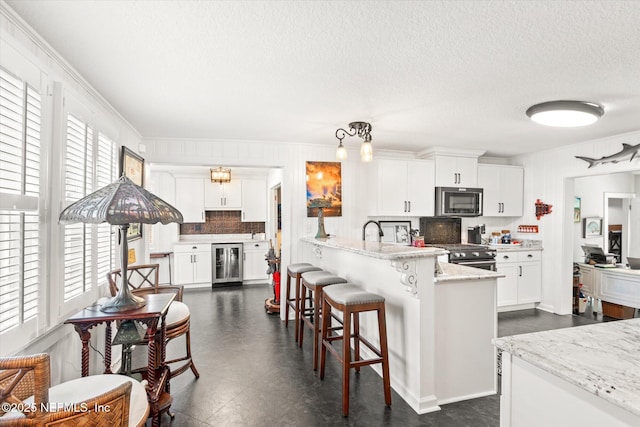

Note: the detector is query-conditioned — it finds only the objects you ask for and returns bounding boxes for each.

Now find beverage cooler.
[212,243,243,287]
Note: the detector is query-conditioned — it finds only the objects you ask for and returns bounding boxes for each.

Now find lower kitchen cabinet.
[173,244,212,286]
[578,264,598,298]
[496,249,542,310]
[243,241,269,282]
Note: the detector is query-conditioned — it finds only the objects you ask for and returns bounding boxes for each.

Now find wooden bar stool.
[285,263,322,342]
[319,284,391,417]
[298,271,348,370]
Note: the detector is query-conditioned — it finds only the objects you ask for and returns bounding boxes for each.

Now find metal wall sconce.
[210,167,231,184]
[335,121,373,162]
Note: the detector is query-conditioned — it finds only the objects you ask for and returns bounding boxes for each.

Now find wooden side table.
[65,293,175,427]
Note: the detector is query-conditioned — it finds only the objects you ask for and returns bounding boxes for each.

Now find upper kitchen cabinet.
[175,178,205,223]
[477,164,524,216]
[434,155,478,187]
[241,179,267,222]
[419,148,485,188]
[367,159,435,216]
[204,180,242,209]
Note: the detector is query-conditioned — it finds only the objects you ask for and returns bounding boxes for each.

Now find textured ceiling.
[5,0,640,157]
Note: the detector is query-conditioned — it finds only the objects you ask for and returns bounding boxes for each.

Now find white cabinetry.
[367,159,435,216]
[175,178,205,223]
[477,165,524,216]
[243,241,269,282]
[578,264,598,298]
[595,268,640,308]
[173,244,212,286]
[241,179,267,222]
[434,155,478,187]
[496,250,542,310]
[204,180,242,209]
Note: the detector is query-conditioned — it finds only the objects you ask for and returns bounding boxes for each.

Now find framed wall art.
[379,220,412,245]
[120,146,144,240]
[306,161,342,217]
[582,217,602,238]
[574,197,581,223]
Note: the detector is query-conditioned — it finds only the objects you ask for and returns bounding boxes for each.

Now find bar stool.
[319,284,391,417]
[298,271,348,370]
[285,263,322,342]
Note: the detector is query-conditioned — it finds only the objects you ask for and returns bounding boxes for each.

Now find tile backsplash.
[180,211,265,235]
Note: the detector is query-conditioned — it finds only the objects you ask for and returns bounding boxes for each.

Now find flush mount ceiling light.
[526,100,604,127]
[210,167,231,184]
[335,121,373,162]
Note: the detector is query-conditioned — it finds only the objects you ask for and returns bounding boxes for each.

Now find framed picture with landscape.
[120,146,144,241]
[379,220,412,245]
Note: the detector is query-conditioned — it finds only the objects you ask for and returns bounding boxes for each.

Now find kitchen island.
[494,319,640,426]
[300,237,502,414]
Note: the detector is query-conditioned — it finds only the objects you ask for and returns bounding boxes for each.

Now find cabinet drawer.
[173,243,211,253]
[496,252,518,264]
[517,251,541,262]
[244,241,268,251]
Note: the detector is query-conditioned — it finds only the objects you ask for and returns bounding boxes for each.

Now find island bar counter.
[300,237,502,414]
[495,319,640,427]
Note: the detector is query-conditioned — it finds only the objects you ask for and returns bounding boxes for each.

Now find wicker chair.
[0,353,149,426]
[107,264,199,379]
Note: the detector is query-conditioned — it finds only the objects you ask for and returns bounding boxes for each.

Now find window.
[63,114,93,301]
[62,116,118,302]
[96,132,117,286]
[0,67,41,335]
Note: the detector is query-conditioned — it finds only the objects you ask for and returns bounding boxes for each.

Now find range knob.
[471,252,480,257]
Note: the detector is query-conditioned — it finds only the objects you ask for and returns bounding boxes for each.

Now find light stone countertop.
[578,263,640,277]
[494,318,640,417]
[488,244,544,252]
[176,233,268,244]
[435,262,504,283]
[301,237,446,260]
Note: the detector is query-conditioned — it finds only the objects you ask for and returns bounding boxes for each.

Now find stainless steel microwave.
[435,187,483,217]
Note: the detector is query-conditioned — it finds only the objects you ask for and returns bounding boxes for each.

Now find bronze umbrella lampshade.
[59,175,183,312]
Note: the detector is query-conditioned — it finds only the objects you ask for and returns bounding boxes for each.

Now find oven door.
[452,260,496,271]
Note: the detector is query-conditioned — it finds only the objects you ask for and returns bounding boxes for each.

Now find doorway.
[271,184,282,255]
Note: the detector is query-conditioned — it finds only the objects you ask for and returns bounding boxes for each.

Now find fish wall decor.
[575,143,640,168]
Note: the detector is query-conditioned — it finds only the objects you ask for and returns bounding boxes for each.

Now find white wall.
[573,173,635,260]
[514,131,640,315]
[1,5,139,382]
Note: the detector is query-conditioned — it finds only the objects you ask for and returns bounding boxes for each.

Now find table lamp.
[59,175,183,312]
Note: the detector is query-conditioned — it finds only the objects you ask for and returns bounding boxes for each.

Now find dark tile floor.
[151,285,613,426]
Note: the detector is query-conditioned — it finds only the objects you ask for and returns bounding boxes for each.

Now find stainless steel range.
[419,216,497,271]
[439,244,497,271]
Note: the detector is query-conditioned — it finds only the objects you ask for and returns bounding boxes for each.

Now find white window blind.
[96,132,116,285]
[63,114,93,301]
[0,67,41,334]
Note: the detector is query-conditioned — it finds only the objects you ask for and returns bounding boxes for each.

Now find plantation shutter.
[0,67,41,334]
[96,132,117,285]
[63,114,93,301]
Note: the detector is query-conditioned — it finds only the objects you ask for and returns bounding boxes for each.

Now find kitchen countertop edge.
[301,236,446,260]
[493,318,640,417]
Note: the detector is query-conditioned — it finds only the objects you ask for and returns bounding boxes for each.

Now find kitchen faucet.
[362,220,384,241]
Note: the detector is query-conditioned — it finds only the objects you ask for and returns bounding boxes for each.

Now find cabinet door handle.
[519,266,523,277]
[243,253,246,261]
[527,254,533,258]
[408,201,411,212]
[404,201,407,212]
[503,255,510,260]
